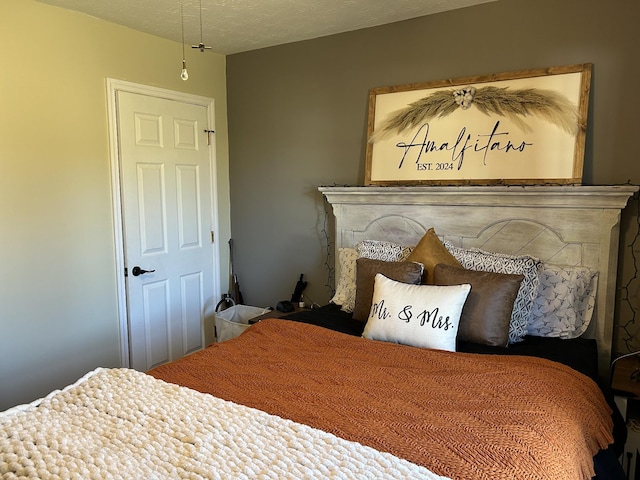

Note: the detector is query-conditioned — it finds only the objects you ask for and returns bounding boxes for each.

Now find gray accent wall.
[227,0,640,353]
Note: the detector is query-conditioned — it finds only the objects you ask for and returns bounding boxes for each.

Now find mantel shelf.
[319,185,638,209]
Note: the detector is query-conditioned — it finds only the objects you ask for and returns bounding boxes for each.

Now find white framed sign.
[365,64,591,186]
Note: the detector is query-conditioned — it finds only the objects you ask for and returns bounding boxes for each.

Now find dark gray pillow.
[353,258,423,322]
[433,264,523,347]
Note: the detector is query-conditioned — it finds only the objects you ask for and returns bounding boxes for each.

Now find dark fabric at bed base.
[593,446,626,480]
[458,335,598,379]
[282,302,627,474]
[284,304,599,377]
[286,306,615,390]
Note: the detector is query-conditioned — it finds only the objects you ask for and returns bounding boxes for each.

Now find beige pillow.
[406,228,462,284]
[352,258,423,322]
[433,264,523,347]
[330,247,358,312]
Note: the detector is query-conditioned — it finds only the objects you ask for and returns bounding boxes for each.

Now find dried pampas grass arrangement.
[370,86,579,142]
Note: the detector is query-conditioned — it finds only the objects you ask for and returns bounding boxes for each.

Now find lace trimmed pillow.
[444,242,540,344]
[331,242,414,313]
[356,240,413,262]
[330,247,358,312]
[527,263,598,339]
[332,240,413,314]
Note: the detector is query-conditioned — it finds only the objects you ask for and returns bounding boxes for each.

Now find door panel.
[117,91,214,371]
[143,280,170,368]
[181,272,204,353]
[138,163,167,254]
[177,165,201,248]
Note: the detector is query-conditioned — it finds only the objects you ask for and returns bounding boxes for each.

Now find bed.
[1,185,637,479]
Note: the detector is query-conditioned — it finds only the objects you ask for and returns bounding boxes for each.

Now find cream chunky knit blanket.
[0,368,449,480]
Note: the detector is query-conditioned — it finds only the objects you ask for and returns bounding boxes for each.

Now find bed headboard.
[319,185,638,378]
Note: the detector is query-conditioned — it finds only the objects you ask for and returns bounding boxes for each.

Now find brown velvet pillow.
[352,258,423,322]
[433,263,524,347]
[406,228,462,284]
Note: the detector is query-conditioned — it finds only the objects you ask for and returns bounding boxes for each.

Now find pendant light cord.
[199,0,204,45]
[181,3,186,61]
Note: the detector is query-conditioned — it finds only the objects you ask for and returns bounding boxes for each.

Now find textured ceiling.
[35,0,497,55]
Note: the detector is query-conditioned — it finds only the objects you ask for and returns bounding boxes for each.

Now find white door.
[117,91,215,371]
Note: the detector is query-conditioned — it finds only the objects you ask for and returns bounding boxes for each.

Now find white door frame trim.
[106,78,220,368]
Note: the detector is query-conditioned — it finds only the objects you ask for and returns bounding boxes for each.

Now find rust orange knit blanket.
[149,319,613,480]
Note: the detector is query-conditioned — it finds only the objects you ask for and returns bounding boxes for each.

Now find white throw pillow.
[330,247,358,312]
[362,274,470,352]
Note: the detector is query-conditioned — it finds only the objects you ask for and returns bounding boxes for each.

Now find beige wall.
[227,0,640,355]
[0,0,230,410]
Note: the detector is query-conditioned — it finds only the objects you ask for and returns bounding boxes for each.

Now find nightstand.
[249,305,310,323]
[612,353,640,478]
[614,396,640,479]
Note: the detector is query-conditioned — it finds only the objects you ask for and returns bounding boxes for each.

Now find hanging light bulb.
[181,60,189,81]
[180,3,188,81]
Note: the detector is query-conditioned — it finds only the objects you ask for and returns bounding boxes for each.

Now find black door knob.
[131,266,155,276]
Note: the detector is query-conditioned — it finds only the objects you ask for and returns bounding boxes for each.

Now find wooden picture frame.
[365,64,592,186]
